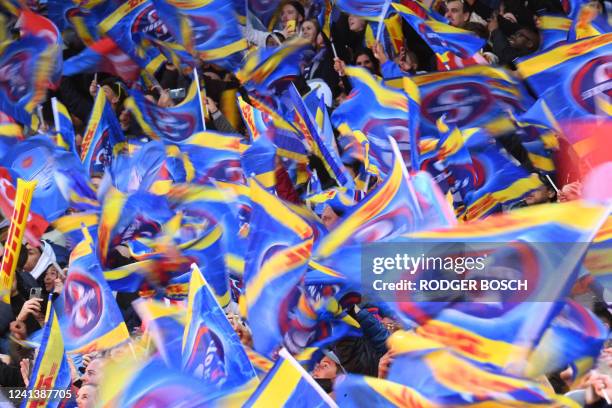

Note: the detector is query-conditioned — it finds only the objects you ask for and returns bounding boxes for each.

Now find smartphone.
[286,19,296,33]
[29,287,43,300]
[169,88,186,100]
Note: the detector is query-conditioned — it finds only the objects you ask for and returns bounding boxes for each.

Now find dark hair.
[353,48,380,75]
[283,0,305,19]
[464,22,488,39]
[100,78,128,111]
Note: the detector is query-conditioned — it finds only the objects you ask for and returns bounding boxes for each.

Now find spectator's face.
[82,359,102,385]
[355,54,374,72]
[321,206,340,230]
[76,385,97,408]
[43,266,59,292]
[525,185,553,205]
[301,21,318,44]
[281,4,302,25]
[509,29,536,51]
[348,15,365,32]
[101,85,119,106]
[312,356,338,379]
[23,243,42,273]
[445,0,468,27]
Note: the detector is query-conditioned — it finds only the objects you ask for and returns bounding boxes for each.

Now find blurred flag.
[56,238,130,353]
[182,264,258,391]
[0,178,35,304]
[567,3,611,41]
[526,299,609,379]
[365,13,404,59]
[152,0,246,69]
[392,3,485,65]
[394,200,609,370]
[0,36,55,125]
[334,0,390,20]
[0,110,23,150]
[63,37,141,83]
[244,348,337,407]
[0,168,47,243]
[81,89,126,177]
[236,38,310,94]
[384,331,576,407]
[334,374,434,407]
[331,67,418,170]
[125,79,204,142]
[1,136,72,222]
[241,132,277,191]
[241,180,314,356]
[51,97,77,155]
[133,298,184,368]
[584,214,612,286]
[98,0,171,71]
[515,33,611,114]
[16,9,63,89]
[410,65,527,137]
[23,298,71,408]
[247,0,281,30]
[536,14,571,50]
[175,131,244,184]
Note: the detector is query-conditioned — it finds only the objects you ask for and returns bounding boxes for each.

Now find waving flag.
[584,214,612,286]
[244,348,336,407]
[331,67,418,169]
[51,97,76,155]
[537,14,571,50]
[81,89,126,176]
[125,79,204,142]
[182,264,257,391]
[247,0,281,30]
[242,180,314,356]
[23,299,71,408]
[1,136,71,222]
[392,3,485,64]
[236,38,310,94]
[133,299,184,368]
[151,0,246,68]
[241,132,277,191]
[176,131,244,184]
[393,200,609,370]
[383,331,575,407]
[57,238,130,353]
[567,4,611,41]
[334,0,390,19]
[365,13,405,59]
[515,33,612,114]
[98,0,172,70]
[411,65,527,137]
[0,36,55,125]
[63,37,141,82]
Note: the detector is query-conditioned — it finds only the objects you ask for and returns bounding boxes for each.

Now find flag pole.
[388,136,424,220]
[193,68,207,130]
[51,97,60,133]
[375,0,391,42]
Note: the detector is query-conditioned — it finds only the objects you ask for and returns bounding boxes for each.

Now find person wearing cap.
[311,349,346,381]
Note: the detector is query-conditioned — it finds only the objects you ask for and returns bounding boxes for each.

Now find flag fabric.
[331,67,418,170]
[17,9,63,89]
[334,374,434,407]
[98,0,170,71]
[244,348,337,407]
[51,97,77,155]
[0,110,23,150]
[151,0,246,67]
[537,14,571,50]
[0,167,48,243]
[62,37,141,83]
[125,79,204,142]
[175,131,244,184]
[392,3,485,64]
[241,132,277,190]
[22,299,71,408]
[247,0,281,30]
[182,264,258,390]
[133,298,184,368]
[383,331,577,407]
[56,238,130,353]
[241,180,314,356]
[236,38,310,94]
[81,89,126,176]
[515,33,612,115]
[365,13,405,59]
[409,65,528,137]
[1,136,73,222]
[393,200,609,369]
[567,4,611,42]
[0,36,55,125]
[334,0,390,20]
[0,178,36,304]
[584,214,612,286]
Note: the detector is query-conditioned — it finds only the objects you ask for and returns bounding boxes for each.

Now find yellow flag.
[0,178,37,304]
